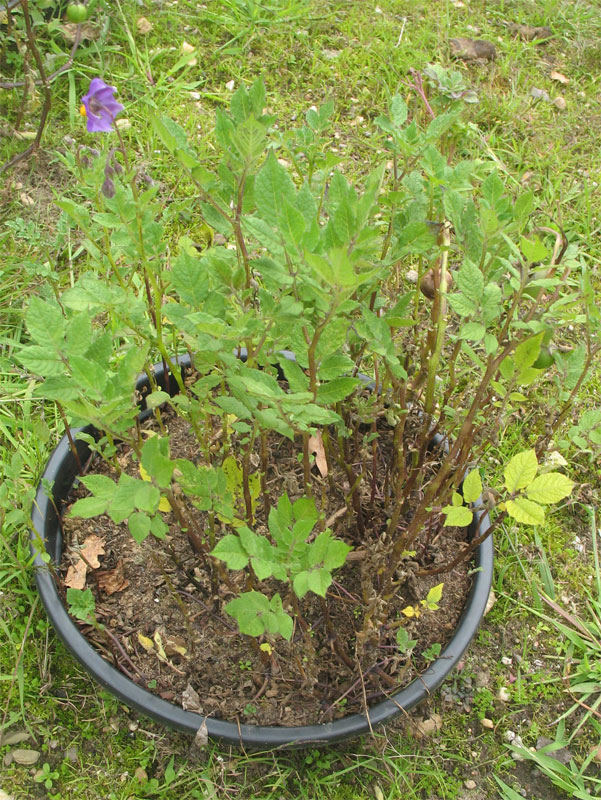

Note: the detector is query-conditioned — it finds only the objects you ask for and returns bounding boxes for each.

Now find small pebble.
[64,746,78,763]
[504,730,516,742]
[481,717,494,729]
[501,656,512,666]
[498,686,511,702]
[464,780,477,790]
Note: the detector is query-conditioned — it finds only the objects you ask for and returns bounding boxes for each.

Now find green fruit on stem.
[533,347,554,369]
[66,3,88,23]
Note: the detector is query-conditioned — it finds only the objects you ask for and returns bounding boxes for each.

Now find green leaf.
[526,473,574,505]
[317,353,355,380]
[255,151,296,228]
[213,395,252,419]
[134,481,161,513]
[211,534,249,570]
[505,497,545,525]
[80,474,116,501]
[107,473,138,524]
[447,293,477,317]
[26,296,65,346]
[67,588,96,622]
[459,322,486,342]
[170,251,209,307]
[150,516,168,539]
[69,495,109,518]
[514,333,543,371]
[141,436,174,488]
[504,449,538,492]
[462,470,482,504]
[145,391,171,410]
[19,345,64,377]
[278,358,309,393]
[442,505,473,527]
[520,236,549,263]
[455,260,483,305]
[396,627,417,653]
[128,511,151,543]
[278,199,306,252]
[390,94,408,127]
[316,377,361,405]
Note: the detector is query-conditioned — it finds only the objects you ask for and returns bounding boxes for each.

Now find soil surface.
[60,396,472,727]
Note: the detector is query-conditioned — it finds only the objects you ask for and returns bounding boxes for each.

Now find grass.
[1,0,601,797]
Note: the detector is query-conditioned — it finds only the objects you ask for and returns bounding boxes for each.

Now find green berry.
[66,3,88,23]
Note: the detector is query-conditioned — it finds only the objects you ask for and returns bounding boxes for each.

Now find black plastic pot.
[31,355,494,749]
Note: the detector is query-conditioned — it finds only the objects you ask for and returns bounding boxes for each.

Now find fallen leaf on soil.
[64,558,87,589]
[194,719,208,747]
[508,23,553,42]
[136,16,153,34]
[19,192,34,207]
[11,748,40,765]
[137,632,154,652]
[182,683,203,713]
[80,534,105,568]
[550,70,569,84]
[449,38,496,62]
[164,634,187,658]
[96,559,129,595]
[309,431,328,477]
[225,80,235,91]
[134,767,148,783]
[153,631,168,661]
[485,589,496,615]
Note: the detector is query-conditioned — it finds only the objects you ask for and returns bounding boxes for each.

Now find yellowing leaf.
[526,472,574,505]
[506,497,545,525]
[442,505,473,527]
[401,605,419,618]
[425,583,444,607]
[137,632,154,652]
[139,464,152,482]
[153,631,167,662]
[462,470,482,504]
[159,496,171,512]
[260,642,273,655]
[504,449,538,493]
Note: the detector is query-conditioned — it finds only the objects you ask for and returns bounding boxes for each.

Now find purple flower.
[81,78,124,133]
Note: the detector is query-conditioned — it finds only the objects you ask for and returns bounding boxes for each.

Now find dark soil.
[60,398,473,727]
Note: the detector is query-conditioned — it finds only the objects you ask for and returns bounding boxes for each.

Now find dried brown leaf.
[308,431,328,477]
[96,559,129,595]
[182,683,203,713]
[64,558,87,590]
[194,720,208,747]
[136,16,153,34]
[80,534,105,568]
[550,71,569,85]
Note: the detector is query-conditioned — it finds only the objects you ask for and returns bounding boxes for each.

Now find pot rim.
[31,355,493,749]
